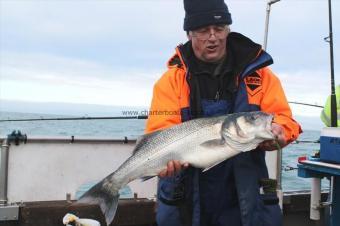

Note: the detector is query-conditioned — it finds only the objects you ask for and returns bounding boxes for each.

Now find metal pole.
[263,0,283,207]
[276,147,283,209]
[310,178,321,220]
[276,149,282,190]
[263,3,271,50]
[263,0,280,51]
[327,0,337,127]
[0,139,10,205]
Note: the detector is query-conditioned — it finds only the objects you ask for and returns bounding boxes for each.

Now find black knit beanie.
[183,0,232,31]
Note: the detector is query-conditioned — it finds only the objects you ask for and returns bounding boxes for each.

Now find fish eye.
[248,115,256,121]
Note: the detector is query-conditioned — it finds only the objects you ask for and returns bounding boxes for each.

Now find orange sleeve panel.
[145,68,189,134]
[247,67,302,143]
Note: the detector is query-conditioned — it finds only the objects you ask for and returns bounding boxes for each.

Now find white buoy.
[63,213,100,226]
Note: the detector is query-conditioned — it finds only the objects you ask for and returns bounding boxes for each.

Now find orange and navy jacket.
[146,32,302,226]
[145,32,301,144]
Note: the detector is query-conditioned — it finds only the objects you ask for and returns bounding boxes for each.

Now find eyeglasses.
[190,25,229,40]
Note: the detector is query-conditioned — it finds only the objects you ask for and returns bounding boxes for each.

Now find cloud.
[0,1,185,45]
[279,70,330,103]
[276,69,333,117]
[0,0,339,113]
[0,51,162,106]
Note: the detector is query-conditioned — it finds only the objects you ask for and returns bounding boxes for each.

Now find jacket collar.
[169,32,273,76]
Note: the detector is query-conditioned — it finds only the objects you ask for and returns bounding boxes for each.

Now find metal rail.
[0,139,10,206]
[0,132,22,220]
[0,136,137,144]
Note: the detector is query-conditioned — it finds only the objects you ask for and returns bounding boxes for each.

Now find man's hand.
[258,123,287,151]
[158,160,189,177]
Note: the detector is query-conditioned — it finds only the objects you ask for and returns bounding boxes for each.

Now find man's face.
[188,24,229,63]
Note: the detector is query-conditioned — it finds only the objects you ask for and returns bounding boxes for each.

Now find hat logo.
[214,15,222,19]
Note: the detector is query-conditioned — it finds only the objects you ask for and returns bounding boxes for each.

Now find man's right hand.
[159,160,189,177]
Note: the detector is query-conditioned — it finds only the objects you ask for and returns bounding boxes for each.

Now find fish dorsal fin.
[133,130,162,154]
[199,138,225,148]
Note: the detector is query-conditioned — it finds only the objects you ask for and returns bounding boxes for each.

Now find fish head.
[221,111,274,150]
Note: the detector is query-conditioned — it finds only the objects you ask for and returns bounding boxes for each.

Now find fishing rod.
[0,101,323,122]
[293,139,320,144]
[0,115,148,122]
[326,0,337,127]
[288,101,323,108]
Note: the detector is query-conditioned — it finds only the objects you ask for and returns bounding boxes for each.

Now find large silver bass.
[78,111,275,225]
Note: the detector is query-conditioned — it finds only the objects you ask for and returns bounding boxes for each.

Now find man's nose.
[207,28,218,40]
[208,33,217,40]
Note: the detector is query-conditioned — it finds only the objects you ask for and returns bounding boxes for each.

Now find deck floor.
[0,197,329,226]
[0,199,156,226]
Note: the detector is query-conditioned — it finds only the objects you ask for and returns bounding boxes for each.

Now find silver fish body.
[78,111,274,225]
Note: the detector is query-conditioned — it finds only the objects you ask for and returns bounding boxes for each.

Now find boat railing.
[0,132,157,222]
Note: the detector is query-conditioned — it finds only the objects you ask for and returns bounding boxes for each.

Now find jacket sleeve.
[258,67,302,143]
[145,68,184,134]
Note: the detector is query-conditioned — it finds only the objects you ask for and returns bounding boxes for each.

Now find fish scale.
[113,116,226,184]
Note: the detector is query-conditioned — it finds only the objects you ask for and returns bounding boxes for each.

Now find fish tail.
[77,180,120,226]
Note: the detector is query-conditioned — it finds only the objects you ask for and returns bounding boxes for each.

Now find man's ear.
[187,31,192,41]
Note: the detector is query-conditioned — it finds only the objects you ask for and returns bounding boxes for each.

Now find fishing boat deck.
[0,193,330,226]
[0,199,156,226]
[283,192,327,226]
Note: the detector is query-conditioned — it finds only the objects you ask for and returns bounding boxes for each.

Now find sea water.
[0,111,326,191]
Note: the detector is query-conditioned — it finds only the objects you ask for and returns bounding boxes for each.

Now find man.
[321,84,340,127]
[145,0,301,226]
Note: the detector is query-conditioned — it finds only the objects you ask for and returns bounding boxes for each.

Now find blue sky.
[0,0,339,118]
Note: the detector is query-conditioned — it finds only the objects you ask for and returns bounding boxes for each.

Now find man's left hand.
[258,123,286,151]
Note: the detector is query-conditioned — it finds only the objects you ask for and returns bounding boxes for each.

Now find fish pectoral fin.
[199,139,225,148]
[202,159,227,172]
[140,175,156,182]
[198,140,230,172]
